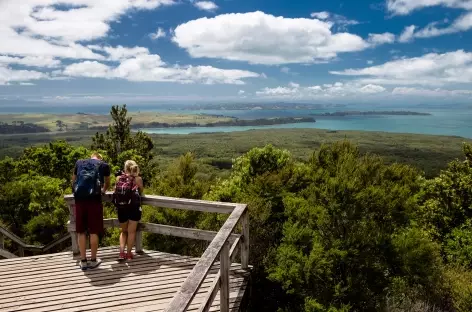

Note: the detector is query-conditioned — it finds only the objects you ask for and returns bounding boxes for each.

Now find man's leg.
[87,200,103,269]
[78,232,87,260]
[90,233,99,260]
[74,201,88,270]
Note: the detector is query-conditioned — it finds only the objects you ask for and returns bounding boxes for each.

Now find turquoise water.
[139,107,472,138]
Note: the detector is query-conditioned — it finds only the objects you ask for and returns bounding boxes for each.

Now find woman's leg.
[119,221,128,253]
[127,220,139,256]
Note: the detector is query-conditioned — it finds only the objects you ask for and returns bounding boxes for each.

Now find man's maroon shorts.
[74,200,104,234]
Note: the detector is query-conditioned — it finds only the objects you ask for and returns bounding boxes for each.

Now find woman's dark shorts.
[117,206,142,223]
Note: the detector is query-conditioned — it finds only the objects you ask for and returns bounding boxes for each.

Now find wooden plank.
[163,204,246,312]
[42,233,71,252]
[136,229,143,253]
[0,225,43,251]
[0,247,251,312]
[64,193,236,214]
[140,223,241,243]
[198,237,240,312]
[0,248,17,259]
[68,219,241,243]
[240,206,249,270]
[220,241,230,312]
[0,253,200,288]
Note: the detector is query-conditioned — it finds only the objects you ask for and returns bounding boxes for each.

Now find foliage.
[91,104,157,182]
[0,175,67,244]
[418,143,472,241]
[3,105,472,312]
[443,266,472,312]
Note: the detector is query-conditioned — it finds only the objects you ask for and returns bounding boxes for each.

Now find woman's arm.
[135,176,144,194]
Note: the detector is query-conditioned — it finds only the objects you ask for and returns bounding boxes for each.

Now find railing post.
[18,246,24,257]
[135,229,143,254]
[240,207,249,269]
[0,232,4,249]
[220,241,230,312]
[67,202,79,255]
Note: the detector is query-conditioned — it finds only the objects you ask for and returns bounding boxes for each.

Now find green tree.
[418,143,472,245]
[91,104,157,181]
[204,144,304,311]
[263,142,443,311]
[143,152,210,255]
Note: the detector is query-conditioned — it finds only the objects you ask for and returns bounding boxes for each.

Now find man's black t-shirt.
[74,158,111,200]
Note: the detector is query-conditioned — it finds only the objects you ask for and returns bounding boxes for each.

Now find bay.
[139,107,472,139]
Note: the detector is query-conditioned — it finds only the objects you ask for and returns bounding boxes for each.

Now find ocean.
[139,106,472,139]
[2,104,471,138]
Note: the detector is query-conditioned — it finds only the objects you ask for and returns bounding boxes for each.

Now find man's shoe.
[88,258,102,269]
[80,259,88,271]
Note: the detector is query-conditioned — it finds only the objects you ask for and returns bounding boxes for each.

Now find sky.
[1,0,472,107]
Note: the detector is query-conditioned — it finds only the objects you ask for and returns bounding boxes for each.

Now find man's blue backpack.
[73,160,102,200]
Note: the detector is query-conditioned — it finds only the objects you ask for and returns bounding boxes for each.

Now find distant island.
[91,117,317,130]
[179,102,346,111]
[310,111,432,117]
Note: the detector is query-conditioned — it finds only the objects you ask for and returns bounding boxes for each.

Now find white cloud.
[238,90,245,95]
[367,60,374,65]
[398,25,416,43]
[368,32,396,45]
[310,11,330,20]
[194,1,218,12]
[390,0,472,42]
[288,82,300,88]
[280,67,291,74]
[256,82,386,98]
[0,0,175,60]
[88,45,150,61]
[0,56,60,68]
[150,27,166,40]
[310,11,359,30]
[256,87,298,96]
[62,61,111,78]
[330,50,472,86]
[387,0,472,15]
[413,12,472,39]
[0,66,48,85]
[359,84,387,93]
[19,82,36,86]
[62,52,260,84]
[392,87,472,97]
[173,11,369,65]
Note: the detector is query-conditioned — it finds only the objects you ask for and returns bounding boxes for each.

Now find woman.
[115,160,144,261]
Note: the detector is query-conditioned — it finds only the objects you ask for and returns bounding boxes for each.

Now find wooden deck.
[0,246,251,312]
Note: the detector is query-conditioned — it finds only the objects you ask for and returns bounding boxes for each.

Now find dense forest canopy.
[1,104,472,312]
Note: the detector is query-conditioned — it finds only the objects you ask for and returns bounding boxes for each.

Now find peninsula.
[310,111,431,117]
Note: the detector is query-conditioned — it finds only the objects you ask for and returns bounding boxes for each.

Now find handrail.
[0,225,71,258]
[64,193,250,312]
[0,225,43,251]
[163,204,247,312]
[64,193,236,214]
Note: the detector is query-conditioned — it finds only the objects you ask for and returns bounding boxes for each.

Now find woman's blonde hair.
[124,160,140,177]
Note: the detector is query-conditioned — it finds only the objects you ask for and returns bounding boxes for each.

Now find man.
[72,152,110,270]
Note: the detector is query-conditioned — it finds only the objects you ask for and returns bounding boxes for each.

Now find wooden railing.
[0,224,71,259]
[64,192,250,312]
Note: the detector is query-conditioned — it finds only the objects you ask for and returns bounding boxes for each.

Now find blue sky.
[1,0,472,106]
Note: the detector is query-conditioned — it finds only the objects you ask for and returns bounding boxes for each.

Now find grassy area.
[0,112,233,131]
[1,128,470,178]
